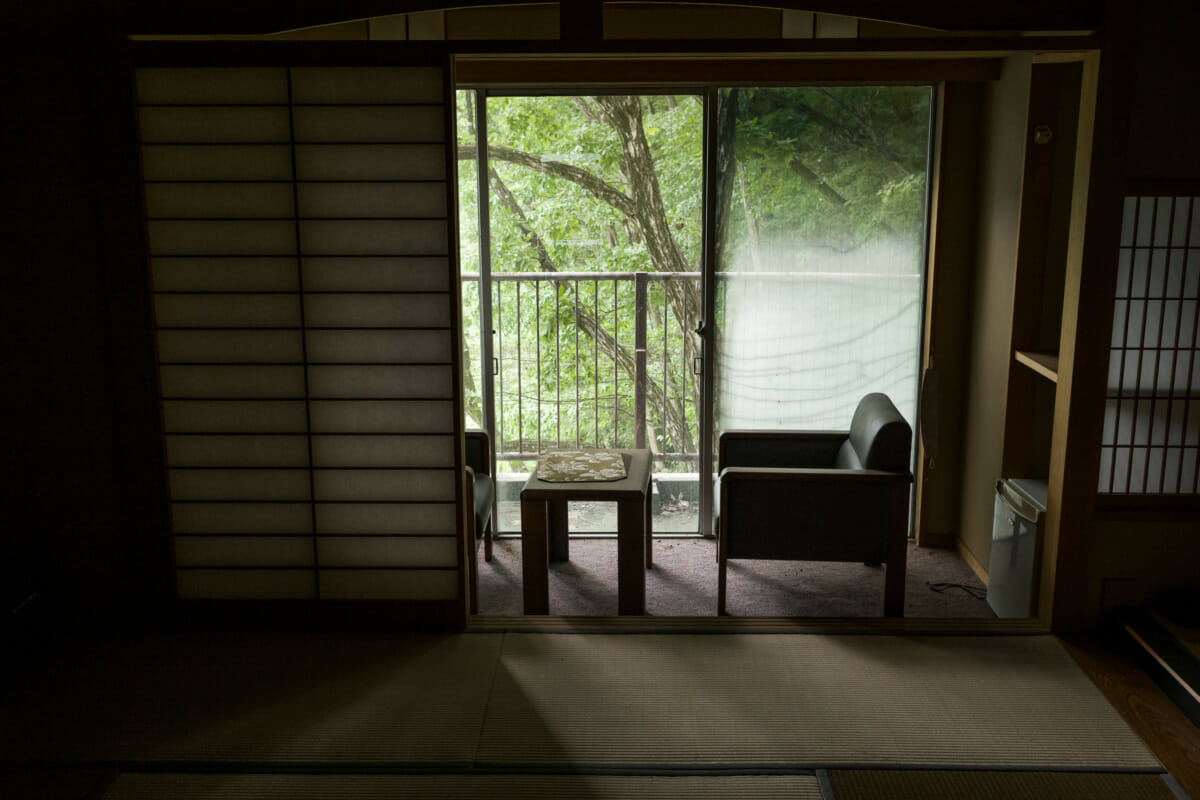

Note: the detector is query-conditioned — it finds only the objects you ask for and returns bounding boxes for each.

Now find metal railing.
[463,271,701,466]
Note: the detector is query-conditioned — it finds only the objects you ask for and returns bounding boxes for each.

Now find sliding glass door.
[712,85,932,457]
[459,91,704,535]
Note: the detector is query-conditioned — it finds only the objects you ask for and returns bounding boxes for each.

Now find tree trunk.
[590,95,703,436]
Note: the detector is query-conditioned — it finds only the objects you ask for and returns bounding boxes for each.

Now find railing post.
[635,271,647,450]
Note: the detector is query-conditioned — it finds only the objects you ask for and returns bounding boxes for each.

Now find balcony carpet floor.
[477,536,995,618]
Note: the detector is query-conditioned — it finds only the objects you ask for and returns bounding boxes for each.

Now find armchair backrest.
[835,393,911,472]
[464,429,491,475]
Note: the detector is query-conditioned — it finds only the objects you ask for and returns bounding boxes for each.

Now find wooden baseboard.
[918,529,958,549]
[956,538,989,586]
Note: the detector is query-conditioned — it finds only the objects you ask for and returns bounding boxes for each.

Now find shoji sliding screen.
[1099,195,1200,497]
[137,63,464,605]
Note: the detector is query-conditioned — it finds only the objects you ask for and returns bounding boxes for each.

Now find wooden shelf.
[1015,350,1059,383]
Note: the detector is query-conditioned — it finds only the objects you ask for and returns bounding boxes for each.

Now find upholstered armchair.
[715,393,913,617]
[464,429,494,615]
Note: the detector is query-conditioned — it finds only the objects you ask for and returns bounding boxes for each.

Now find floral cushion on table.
[536,450,628,482]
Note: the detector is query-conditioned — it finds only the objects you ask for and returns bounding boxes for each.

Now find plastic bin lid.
[1005,478,1048,512]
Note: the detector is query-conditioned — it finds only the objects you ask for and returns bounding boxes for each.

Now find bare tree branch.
[457,142,636,218]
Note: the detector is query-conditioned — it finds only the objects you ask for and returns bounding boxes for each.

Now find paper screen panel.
[317,537,457,568]
[299,220,448,255]
[1099,195,1200,495]
[141,145,294,181]
[297,183,447,219]
[312,469,456,502]
[151,258,300,292]
[149,220,298,256]
[162,401,309,433]
[302,257,451,292]
[308,400,456,433]
[172,502,313,534]
[156,330,304,363]
[144,184,295,219]
[294,144,447,181]
[159,366,307,398]
[306,366,454,399]
[318,569,457,600]
[138,106,291,143]
[303,294,451,328]
[177,569,316,600]
[136,67,288,105]
[315,503,457,535]
[305,330,451,364]
[175,536,315,568]
[168,469,312,501]
[291,106,445,143]
[311,435,455,467]
[154,294,302,328]
[165,435,311,467]
[141,64,461,603]
[289,66,443,104]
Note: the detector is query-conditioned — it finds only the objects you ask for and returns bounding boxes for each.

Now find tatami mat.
[0,631,1164,778]
[0,632,501,764]
[477,634,1162,770]
[827,769,1183,799]
[99,772,824,799]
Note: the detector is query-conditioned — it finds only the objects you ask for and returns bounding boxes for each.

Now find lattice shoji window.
[137,66,462,600]
[1099,195,1200,495]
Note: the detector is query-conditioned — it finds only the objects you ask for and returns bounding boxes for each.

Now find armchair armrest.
[718,430,848,470]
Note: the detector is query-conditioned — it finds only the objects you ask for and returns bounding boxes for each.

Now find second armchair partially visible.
[465,429,494,615]
[715,393,914,617]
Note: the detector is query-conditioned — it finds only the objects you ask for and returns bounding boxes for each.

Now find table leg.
[883,492,907,618]
[617,497,647,615]
[521,498,550,615]
[644,491,653,568]
[549,499,570,562]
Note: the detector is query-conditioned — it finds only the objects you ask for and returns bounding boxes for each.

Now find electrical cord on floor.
[927,581,987,601]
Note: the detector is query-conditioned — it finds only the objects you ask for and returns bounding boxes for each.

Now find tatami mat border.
[18,760,1171,778]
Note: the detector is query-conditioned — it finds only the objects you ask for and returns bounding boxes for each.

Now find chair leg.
[469,535,480,615]
[644,493,653,568]
[717,554,728,616]
[484,519,493,562]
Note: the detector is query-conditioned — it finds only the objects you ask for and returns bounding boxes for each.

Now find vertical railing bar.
[555,279,561,449]
[1158,198,1184,492]
[574,279,581,448]
[536,279,542,455]
[594,278,600,447]
[496,281,504,455]
[1110,197,1141,493]
[614,279,619,447]
[662,276,669,456]
[516,281,523,455]
[1126,197,1158,492]
[634,271,647,450]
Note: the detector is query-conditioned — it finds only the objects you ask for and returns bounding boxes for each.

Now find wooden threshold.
[467,615,1043,634]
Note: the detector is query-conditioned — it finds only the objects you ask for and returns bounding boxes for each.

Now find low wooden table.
[520,448,652,615]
